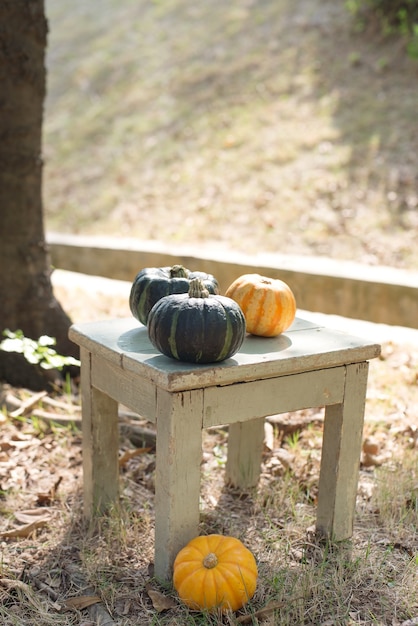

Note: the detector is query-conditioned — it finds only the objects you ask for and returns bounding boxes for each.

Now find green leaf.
[1,329,80,370]
[38,335,56,347]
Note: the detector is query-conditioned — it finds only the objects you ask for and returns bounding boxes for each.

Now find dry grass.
[1,280,418,625]
[2,0,417,622]
[0,400,417,625]
[44,0,418,269]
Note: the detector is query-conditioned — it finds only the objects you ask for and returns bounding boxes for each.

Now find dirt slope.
[44,0,418,268]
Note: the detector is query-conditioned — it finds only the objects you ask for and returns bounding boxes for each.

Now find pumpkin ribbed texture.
[225,273,296,337]
[129,265,219,325]
[147,279,246,364]
[173,534,258,612]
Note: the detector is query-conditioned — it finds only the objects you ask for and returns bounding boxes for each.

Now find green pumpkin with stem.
[147,278,246,364]
[129,265,219,326]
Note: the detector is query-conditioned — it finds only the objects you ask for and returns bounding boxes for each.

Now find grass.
[43,0,418,268]
[1,342,417,624]
[3,0,418,621]
[372,449,418,534]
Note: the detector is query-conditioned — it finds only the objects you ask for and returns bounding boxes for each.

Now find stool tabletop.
[69,317,381,392]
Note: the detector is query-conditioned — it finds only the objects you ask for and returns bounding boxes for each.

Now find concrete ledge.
[47,233,418,329]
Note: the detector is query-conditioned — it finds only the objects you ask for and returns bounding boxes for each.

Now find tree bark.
[0,0,78,389]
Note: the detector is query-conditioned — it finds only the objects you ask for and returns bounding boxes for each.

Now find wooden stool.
[69,317,380,579]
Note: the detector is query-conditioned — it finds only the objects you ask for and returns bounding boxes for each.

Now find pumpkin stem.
[170,265,189,278]
[203,552,218,569]
[188,278,210,298]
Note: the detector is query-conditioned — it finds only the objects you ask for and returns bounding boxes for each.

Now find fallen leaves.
[8,390,48,418]
[0,519,48,539]
[0,508,55,539]
[145,583,177,612]
[62,595,101,611]
[5,388,81,425]
[0,389,83,525]
[119,447,152,468]
[0,578,48,612]
[235,599,292,623]
[0,336,417,624]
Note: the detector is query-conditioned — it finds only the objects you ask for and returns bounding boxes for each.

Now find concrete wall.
[47,233,418,329]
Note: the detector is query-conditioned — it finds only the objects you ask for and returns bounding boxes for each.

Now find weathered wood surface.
[316,362,369,540]
[154,388,203,578]
[69,317,380,392]
[91,352,157,422]
[202,366,346,428]
[226,418,265,488]
[80,348,119,517]
[70,317,380,579]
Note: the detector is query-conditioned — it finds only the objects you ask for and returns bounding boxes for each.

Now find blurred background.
[44,0,418,270]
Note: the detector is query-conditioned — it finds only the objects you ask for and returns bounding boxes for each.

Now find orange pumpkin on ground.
[225,273,296,337]
[173,534,258,612]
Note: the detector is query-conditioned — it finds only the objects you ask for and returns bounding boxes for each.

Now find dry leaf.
[14,508,54,524]
[119,447,152,467]
[362,437,380,456]
[274,447,294,470]
[146,584,177,612]
[120,598,133,615]
[0,519,48,538]
[362,451,385,467]
[42,395,81,411]
[0,578,46,611]
[236,600,297,623]
[5,436,39,450]
[36,476,63,505]
[9,391,48,418]
[63,595,101,610]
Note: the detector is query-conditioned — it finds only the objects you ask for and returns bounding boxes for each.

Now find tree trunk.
[0,0,78,389]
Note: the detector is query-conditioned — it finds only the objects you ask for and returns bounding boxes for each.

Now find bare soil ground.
[44,0,418,269]
[1,279,418,625]
[1,0,418,623]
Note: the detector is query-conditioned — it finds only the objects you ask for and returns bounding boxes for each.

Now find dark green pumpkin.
[148,279,246,364]
[129,265,219,326]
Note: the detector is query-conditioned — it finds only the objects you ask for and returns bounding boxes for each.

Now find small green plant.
[348,50,362,65]
[212,443,227,468]
[284,430,301,450]
[345,0,418,59]
[0,329,80,370]
[407,22,418,56]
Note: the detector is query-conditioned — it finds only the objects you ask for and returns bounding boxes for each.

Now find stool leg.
[316,361,369,540]
[80,348,119,518]
[225,418,265,488]
[154,388,203,580]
